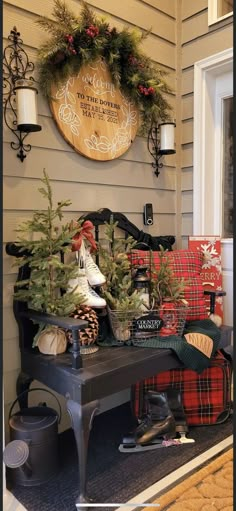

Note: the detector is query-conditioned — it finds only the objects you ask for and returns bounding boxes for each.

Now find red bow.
[72,220,97,253]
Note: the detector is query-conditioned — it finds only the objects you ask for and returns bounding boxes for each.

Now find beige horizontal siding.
[3,274,15,308]
[181,119,193,145]
[4,176,176,214]
[182,68,194,95]
[181,190,192,214]
[181,94,193,120]
[181,237,189,250]
[181,0,207,20]
[181,213,193,237]
[3,144,176,186]
[3,307,17,339]
[183,13,233,45]
[181,167,193,190]
[3,338,21,373]
[3,248,15,274]
[182,23,233,69]
[4,369,20,405]
[181,144,193,168]
[182,10,209,44]
[140,0,176,18]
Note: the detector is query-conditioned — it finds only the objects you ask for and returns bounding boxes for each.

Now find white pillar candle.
[159,122,176,154]
[14,79,41,132]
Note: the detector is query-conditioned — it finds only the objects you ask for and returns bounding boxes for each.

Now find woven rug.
[149,448,233,510]
[9,403,233,511]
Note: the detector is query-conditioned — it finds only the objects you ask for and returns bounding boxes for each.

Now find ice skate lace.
[78,273,100,296]
[86,253,103,275]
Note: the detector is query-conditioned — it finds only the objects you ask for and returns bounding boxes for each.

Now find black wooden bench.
[5,210,231,510]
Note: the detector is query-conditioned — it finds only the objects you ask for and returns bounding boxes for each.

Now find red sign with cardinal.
[188,236,223,320]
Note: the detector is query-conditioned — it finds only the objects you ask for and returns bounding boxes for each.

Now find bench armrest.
[19,309,88,330]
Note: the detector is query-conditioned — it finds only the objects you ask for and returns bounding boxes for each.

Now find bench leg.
[67,398,99,510]
[16,372,33,409]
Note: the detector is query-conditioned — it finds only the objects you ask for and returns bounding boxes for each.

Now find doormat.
[149,447,233,510]
[9,402,233,511]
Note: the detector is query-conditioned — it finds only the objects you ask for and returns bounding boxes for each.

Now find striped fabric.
[130,249,208,321]
[132,351,232,426]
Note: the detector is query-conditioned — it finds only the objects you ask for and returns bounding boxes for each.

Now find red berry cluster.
[65,34,77,55]
[85,25,99,37]
[138,85,155,96]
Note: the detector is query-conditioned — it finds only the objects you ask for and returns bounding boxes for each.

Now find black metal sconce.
[147,122,176,177]
[3,26,42,162]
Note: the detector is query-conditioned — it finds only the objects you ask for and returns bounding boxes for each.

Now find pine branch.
[97,220,143,312]
[79,0,97,27]
[52,0,78,30]
[13,170,83,316]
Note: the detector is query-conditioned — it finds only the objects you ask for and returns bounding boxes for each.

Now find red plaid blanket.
[132,350,232,425]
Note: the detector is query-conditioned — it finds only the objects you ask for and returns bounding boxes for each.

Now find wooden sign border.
[49,60,139,161]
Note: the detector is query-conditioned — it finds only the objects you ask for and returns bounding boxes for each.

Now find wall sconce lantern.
[3,26,41,162]
[147,122,176,177]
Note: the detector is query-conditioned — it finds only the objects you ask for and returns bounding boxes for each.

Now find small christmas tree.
[98,219,143,313]
[97,219,144,341]
[150,246,186,305]
[14,170,84,319]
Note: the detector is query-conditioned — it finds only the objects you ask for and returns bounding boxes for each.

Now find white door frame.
[193,47,233,327]
[193,47,233,236]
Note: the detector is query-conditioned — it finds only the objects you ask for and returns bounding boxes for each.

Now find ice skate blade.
[119,439,180,453]
[178,433,195,444]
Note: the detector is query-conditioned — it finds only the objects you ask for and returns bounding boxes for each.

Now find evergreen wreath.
[36,0,173,133]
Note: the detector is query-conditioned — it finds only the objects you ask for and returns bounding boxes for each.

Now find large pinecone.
[66,305,99,346]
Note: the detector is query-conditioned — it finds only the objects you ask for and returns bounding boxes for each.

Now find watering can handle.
[8,387,62,424]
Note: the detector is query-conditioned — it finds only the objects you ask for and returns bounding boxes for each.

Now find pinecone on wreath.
[66,305,99,347]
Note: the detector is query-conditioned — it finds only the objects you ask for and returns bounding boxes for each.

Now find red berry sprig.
[65,34,77,55]
[138,85,155,96]
[85,25,99,38]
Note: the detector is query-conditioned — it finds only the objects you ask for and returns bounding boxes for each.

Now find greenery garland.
[36,0,173,133]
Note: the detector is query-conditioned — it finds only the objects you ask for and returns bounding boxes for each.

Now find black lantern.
[132,266,151,311]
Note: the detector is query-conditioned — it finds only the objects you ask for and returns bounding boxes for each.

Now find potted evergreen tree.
[149,247,188,336]
[97,220,144,342]
[13,170,85,354]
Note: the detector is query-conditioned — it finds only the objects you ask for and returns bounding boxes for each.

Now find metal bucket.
[8,388,61,486]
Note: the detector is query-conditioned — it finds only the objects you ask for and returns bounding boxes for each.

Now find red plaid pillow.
[130,249,207,321]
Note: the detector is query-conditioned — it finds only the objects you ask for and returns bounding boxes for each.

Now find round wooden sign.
[50,60,139,161]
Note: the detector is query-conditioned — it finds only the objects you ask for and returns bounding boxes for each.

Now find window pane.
[217,0,233,17]
[222,97,233,237]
